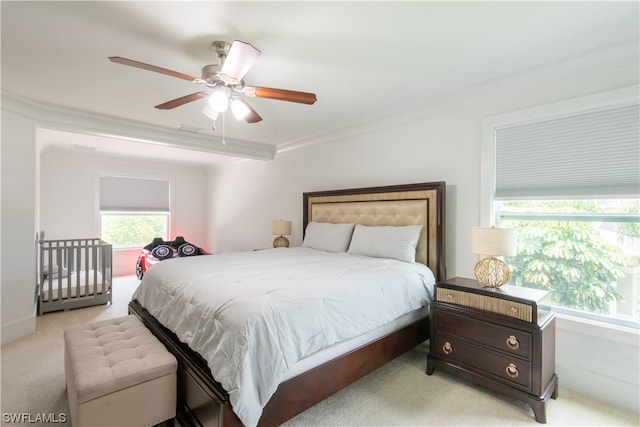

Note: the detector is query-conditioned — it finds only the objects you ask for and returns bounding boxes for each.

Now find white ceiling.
[2,1,639,164]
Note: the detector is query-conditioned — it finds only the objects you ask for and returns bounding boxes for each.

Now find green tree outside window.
[499,200,639,317]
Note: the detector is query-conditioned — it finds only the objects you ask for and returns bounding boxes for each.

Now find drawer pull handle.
[506,335,520,351]
[506,363,519,379]
[442,341,453,355]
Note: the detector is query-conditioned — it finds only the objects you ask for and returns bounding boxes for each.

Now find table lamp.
[471,226,517,288]
[272,220,292,248]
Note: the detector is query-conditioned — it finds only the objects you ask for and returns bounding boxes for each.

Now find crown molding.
[1,92,275,161]
[275,37,639,158]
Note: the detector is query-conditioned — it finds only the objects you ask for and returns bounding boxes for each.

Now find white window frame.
[495,206,638,328]
[480,85,639,328]
[95,172,173,250]
[480,86,639,226]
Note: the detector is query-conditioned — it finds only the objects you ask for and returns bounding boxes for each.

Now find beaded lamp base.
[273,235,290,248]
[474,256,511,288]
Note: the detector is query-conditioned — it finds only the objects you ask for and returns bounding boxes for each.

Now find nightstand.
[426,277,558,423]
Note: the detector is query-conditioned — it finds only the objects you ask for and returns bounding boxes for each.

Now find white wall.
[207,49,639,413]
[1,94,216,344]
[209,112,475,278]
[39,147,210,276]
[1,108,38,344]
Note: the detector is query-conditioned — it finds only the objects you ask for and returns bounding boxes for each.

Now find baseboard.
[1,315,36,345]
[556,361,640,414]
[555,314,639,415]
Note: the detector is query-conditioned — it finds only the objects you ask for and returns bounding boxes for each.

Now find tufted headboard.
[303,182,446,281]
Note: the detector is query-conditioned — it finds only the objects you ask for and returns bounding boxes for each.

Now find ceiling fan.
[109,40,317,127]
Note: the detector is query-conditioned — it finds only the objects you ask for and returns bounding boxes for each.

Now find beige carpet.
[1,276,638,427]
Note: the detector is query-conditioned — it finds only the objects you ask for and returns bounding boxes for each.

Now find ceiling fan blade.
[220,41,261,82]
[109,56,199,82]
[155,91,209,110]
[248,86,317,105]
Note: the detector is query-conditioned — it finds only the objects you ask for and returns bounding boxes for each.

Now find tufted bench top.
[64,315,177,404]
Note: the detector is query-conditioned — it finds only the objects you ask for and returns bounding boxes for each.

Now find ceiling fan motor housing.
[201,64,221,82]
[201,64,245,90]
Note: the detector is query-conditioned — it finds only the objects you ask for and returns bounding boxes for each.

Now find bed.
[37,238,112,315]
[129,181,446,427]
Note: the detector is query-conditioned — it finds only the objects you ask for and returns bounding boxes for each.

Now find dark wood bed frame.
[129,181,446,427]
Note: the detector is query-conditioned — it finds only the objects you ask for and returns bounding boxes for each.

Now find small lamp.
[207,86,230,112]
[272,220,292,248]
[230,97,251,121]
[471,226,517,288]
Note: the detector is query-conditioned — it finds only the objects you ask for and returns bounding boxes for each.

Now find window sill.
[554,311,639,346]
[112,247,143,252]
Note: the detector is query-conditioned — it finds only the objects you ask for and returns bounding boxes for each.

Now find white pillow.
[42,265,68,279]
[347,224,423,263]
[302,221,355,253]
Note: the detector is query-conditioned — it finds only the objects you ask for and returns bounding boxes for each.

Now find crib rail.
[37,238,113,315]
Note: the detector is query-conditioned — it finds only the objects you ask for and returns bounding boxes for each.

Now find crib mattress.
[40,271,110,301]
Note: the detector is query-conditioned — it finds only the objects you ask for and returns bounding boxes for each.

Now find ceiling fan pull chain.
[221,111,226,145]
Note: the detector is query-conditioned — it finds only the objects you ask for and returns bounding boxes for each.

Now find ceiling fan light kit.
[229,97,252,120]
[208,86,231,112]
[201,103,219,121]
[109,39,317,133]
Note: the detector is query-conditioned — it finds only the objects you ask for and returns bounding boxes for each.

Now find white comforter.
[132,247,435,427]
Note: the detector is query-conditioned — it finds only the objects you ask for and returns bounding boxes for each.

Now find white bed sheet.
[132,247,435,427]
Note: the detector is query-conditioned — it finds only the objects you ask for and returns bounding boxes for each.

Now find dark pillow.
[144,237,167,251]
[171,236,187,248]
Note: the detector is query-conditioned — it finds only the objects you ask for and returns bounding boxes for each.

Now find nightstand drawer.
[434,333,532,390]
[435,308,532,359]
[436,287,534,322]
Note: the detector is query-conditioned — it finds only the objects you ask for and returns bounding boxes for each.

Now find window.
[491,103,639,327]
[496,200,639,325]
[101,212,169,249]
[99,176,170,249]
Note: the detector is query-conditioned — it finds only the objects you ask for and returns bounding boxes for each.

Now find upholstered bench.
[64,315,177,427]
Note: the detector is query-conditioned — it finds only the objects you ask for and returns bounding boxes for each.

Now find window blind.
[100,176,170,212]
[495,103,639,199]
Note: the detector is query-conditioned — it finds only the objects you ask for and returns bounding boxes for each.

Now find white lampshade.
[471,227,517,257]
[221,40,261,82]
[230,97,251,120]
[272,220,292,236]
[207,87,230,112]
[201,103,220,121]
